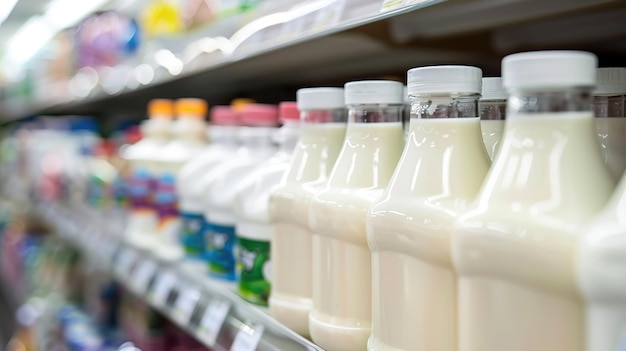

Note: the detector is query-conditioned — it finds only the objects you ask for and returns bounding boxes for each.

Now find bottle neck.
[480,100,507,120]
[507,88,593,116]
[301,108,347,124]
[594,94,626,118]
[274,120,300,152]
[348,104,403,123]
[410,94,480,119]
[239,126,276,150]
[209,125,239,147]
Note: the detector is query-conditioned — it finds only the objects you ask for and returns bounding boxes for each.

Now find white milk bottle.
[367,66,488,351]
[123,99,174,247]
[178,106,240,264]
[203,104,278,282]
[594,67,626,181]
[452,51,615,351]
[579,171,626,351]
[309,81,405,351]
[152,98,208,259]
[234,102,301,306]
[480,77,507,160]
[269,88,346,337]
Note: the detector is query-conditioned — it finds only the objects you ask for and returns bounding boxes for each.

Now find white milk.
[480,77,507,160]
[123,100,173,247]
[152,101,207,260]
[454,114,614,351]
[367,64,487,351]
[453,51,615,351]
[269,87,346,336]
[594,67,626,181]
[579,172,626,351]
[309,80,405,351]
[203,104,278,282]
[177,107,239,263]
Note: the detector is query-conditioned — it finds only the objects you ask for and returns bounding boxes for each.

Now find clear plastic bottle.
[123,99,174,247]
[594,67,626,181]
[178,106,240,264]
[152,98,208,260]
[367,66,488,351]
[480,77,507,160]
[203,104,278,282]
[234,102,300,306]
[453,51,615,351]
[309,81,405,351]
[269,88,346,337]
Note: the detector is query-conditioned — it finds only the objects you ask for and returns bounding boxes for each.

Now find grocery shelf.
[3,0,625,122]
[36,203,323,351]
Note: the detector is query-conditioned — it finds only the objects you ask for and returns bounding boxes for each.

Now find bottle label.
[87,176,110,208]
[112,175,127,208]
[154,173,178,229]
[127,169,152,211]
[180,212,206,258]
[236,237,271,306]
[205,222,236,281]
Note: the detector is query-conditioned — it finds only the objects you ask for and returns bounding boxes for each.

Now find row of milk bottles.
[268,53,626,351]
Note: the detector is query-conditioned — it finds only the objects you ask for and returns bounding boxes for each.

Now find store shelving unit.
[2,0,625,122]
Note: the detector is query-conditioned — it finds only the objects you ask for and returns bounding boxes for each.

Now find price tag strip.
[173,287,201,325]
[115,248,138,277]
[230,323,264,351]
[197,299,231,347]
[150,270,178,307]
[132,260,158,293]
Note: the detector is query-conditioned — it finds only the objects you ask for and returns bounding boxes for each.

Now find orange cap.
[231,98,255,112]
[175,98,208,117]
[148,99,174,117]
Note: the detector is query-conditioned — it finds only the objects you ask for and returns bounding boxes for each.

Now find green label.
[237,237,270,306]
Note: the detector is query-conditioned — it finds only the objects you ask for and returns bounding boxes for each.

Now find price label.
[133,260,157,292]
[312,0,345,31]
[173,287,201,324]
[230,323,264,351]
[115,248,137,276]
[150,271,177,306]
[198,299,231,346]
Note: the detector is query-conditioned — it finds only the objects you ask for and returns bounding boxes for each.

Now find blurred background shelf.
[1,0,626,123]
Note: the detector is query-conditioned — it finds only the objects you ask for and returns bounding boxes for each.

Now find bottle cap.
[211,106,239,125]
[407,65,482,95]
[148,99,174,117]
[481,77,507,100]
[241,104,278,126]
[345,80,404,105]
[297,87,344,110]
[502,51,597,90]
[175,98,208,117]
[279,102,299,122]
[596,68,626,95]
[231,98,255,112]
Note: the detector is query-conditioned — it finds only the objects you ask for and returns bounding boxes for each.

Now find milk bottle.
[203,104,278,282]
[234,102,300,306]
[309,81,405,351]
[153,98,208,259]
[178,106,239,263]
[269,88,346,337]
[123,99,173,247]
[480,77,507,160]
[594,67,626,181]
[367,66,488,351]
[579,171,626,351]
[452,51,615,351]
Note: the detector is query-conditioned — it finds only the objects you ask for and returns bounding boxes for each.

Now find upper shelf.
[2,0,626,122]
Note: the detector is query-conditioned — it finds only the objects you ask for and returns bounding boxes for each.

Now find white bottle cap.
[345,80,404,105]
[502,51,597,91]
[595,68,626,95]
[407,66,482,95]
[481,77,507,100]
[297,88,345,110]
